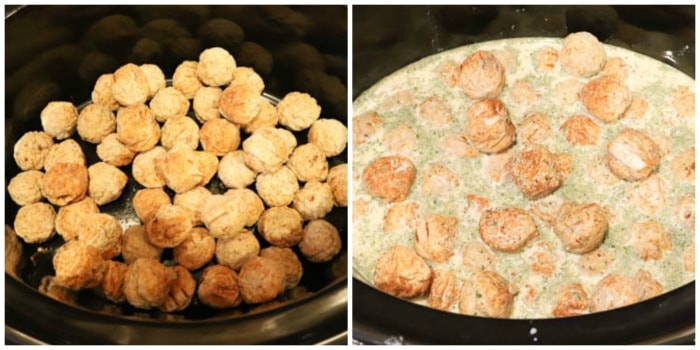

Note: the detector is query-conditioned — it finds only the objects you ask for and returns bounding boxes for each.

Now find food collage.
[4,4,695,346]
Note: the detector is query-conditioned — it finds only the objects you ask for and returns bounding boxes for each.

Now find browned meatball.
[115,104,160,153]
[464,98,515,154]
[98,260,128,303]
[581,76,631,123]
[159,266,196,312]
[458,270,516,318]
[216,229,260,271]
[363,156,416,203]
[457,50,505,99]
[201,194,247,240]
[553,203,608,254]
[257,206,303,248]
[607,128,661,181]
[52,240,104,290]
[479,208,538,253]
[133,188,171,224]
[260,247,303,290]
[414,214,459,263]
[428,269,459,311]
[14,202,56,244]
[77,213,123,259]
[590,274,641,313]
[629,220,672,261]
[299,219,342,263]
[173,227,216,271]
[552,283,589,317]
[238,256,286,304]
[374,245,431,299]
[506,145,564,200]
[197,264,243,309]
[55,197,99,242]
[87,162,128,206]
[123,258,177,309]
[40,163,88,206]
[559,31,606,78]
[560,115,601,146]
[145,204,193,248]
[121,225,163,265]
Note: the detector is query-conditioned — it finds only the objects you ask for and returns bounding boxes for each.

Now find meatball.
[216,229,260,270]
[462,241,497,272]
[581,76,631,123]
[149,87,190,123]
[13,131,54,171]
[518,112,552,145]
[254,166,298,207]
[77,103,116,144]
[257,206,303,247]
[201,194,247,239]
[590,274,641,313]
[225,189,264,227]
[54,197,99,242]
[675,194,694,230]
[479,208,538,252]
[287,143,329,182]
[260,247,303,290]
[159,266,196,312]
[121,225,163,265]
[132,188,170,224]
[242,127,297,173]
[553,203,608,254]
[87,162,128,205]
[292,181,334,221]
[507,145,564,200]
[96,133,136,167]
[112,63,150,106]
[116,104,161,152]
[193,86,222,123]
[276,91,322,131]
[559,31,606,78]
[160,115,199,150]
[630,220,672,261]
[560,114,601,146]
[41,163,88,206]
[417,97,455,130]
[230,66,265,94]
[172,61,203,99]
[383,123,417,156]
[308,118,348,157]
[552,283,589,317]
[40,101,78,140]
[98,260,128,303]
[77,213,123,259]
[8,170,43,206]
[52,240,104,290]
[218,151,257,189]
[671,87,695,118]
[43,139,86,172]
[362,156,416,203]
[196,47,236,87]
[139,63,166,98]
[195,151,219,187]
[457,50,505,99]
[420,163,459,196]
[91,73,119,111]
[238,256,286,304]
[173,186,212,226]
[173,226,215,271]
[670,147,695,183]
[352,111,382,146]
[299,219,342,263]
[606,128,661,181]
[146,204,193,248]
[327,163,348,207]
[374,245,431,298]
[464,98,516,153]
[198,264,243,309]
[159,145,205,193]
[415,214,459,263]
[458,270,516,318]
[219,85,261,125]
[199,118,241,156]
[635,269,663,301]
[242,99,278,134]
[132,146,167,188]
[123,258,177,309]
[14,202,56,243]
[428,269,460,311]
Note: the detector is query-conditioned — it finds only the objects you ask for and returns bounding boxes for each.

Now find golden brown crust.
[160,115,199,150]
[287,143,329,183]
[362,156,416,203]
[458,270,516,318]
[55,197,99,241]
[123,258,176,309]
[88,162,128,205]
[260,247,303,290]
[308,118,348,157]
[116,104,161,152]
[299,219,342,263]
[172,61,203,99]
[197,265,243,309]
[590,274,640,312]
[559,32,606,78]
[552,283,589,317]
[238,256,286,304]
[457,50,505,99]
[276,92,322,131]
[199,118,240,156]
[257,206,303,248]
[479,208,538,252]
[96,133,136,167]
[327,163,348,207]
[507,145,564,200]
[428,269,459,311]
[216,229,260,270]
[99,260,128,303]
[78,213,123,259]
[173,227,215,271]
[77,103,116,144]
[606,128,661,181]
[133,188,171,224]
[52,240,104,290]
[43,139,86,172]
[41,163,88,206]
[201,194,247,239]
[292,181,335,221]
[13,131,54,171]
[553,203,608,254]
[464,98,515,153]
[159,266,196,312]
[414,214,458,263]
[197,47,236,87]
[560,115,601,146]
[581,75,631,123]
[219,86,261,125]
[121,225,163,265]
[14,202,56,244]
[40,101,78,140]
[112,63,150,106]
[374,245,431,299]
[145,204,194,248]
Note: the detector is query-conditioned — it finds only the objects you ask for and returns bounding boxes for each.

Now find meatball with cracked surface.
[216,229,260,271]
[225,189,264,227]
[255,166,299,207]
[276,92,322,132]
[159,266,196,312]
[197,47,236,87]
[77,103,116,144]
[362,156,416,203]
[88,162,128,205]
[414,214,459,263]
[242,99,278,134]
[160,115,200,150]
[199,118,240,156]
[173,186,211,226]
[132,146,167,188]
[139,63,166,98]
[52,240,104,290]
[123,258,177,309]
[299,219,342,263]
[553,203,608,254]
[257,206,303,248]
[374,245,431,299]
[428,269,460,311]
[173,61,203,99]
[112,63,150,106]
[219,85,261,125]
[198,264,243,309]
[287,143,329,183]
[327,163,348,207]
[193,86,222,123]
[479,208,538,253]
[458,270,517,318]
[91,74,119,111]
[14,202,56,244]
[260,247,303,290]
[98,260,128,303]
[590,274,641,312]
[146,204,193,248]
[116,104,161,152]
[308,118,347,157]
[96,133,136,167]
[581,75,631,123]
[43,139,86,172]
[8,170,43,206]
[238,256,286,304]
[560,114,601,146]
[464,98,516,154]
[13,131,54,171]
[292,181,334,221]
[159,145,205,193]
[201,194,247,239]
[55,197,99,242]
[218,151,257,189]
[173,226,215,271]
[507,145,565,200]
[195,150,219,187]
[230,66,265,94]
[552,283,589,317]
[629,220,671,261]
[559,31,606,78]
[149,87,190,123]
[41,163,88,206]
[78,213,123,259]
[457,50,505,99]
[121,225,163,265]
[133,188,170,224]
[607,128,661,181]
[242,127,297,173]
[40,101,78,140]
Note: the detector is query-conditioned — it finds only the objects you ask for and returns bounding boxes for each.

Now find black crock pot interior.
[5,5,347,345]
[352,5,694,345]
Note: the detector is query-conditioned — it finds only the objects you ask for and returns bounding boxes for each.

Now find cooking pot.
[5,5,347,345]
[352,5,694,345]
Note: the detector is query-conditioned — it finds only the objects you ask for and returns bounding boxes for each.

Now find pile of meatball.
[360,32,693,318]
[8,46,347,312]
